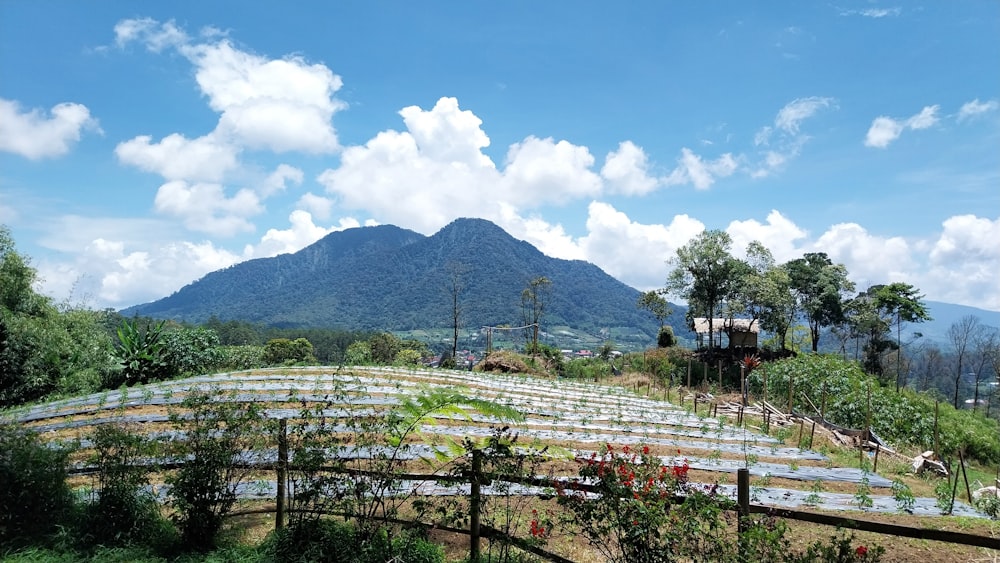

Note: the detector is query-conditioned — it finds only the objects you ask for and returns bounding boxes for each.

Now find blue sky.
[1,1,998,312]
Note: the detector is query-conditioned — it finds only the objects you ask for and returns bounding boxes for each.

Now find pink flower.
[856,545,868,557]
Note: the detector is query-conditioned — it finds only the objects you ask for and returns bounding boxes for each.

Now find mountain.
[122,218,689,345]
[910,301,1000,345]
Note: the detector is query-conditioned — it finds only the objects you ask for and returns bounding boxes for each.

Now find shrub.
[112,319,169,386]
[0,425,75,549]
[164,390,270,551]
[264,338,317,366]
[219,344,266,370]
[557,444,735,562]
[77,424,173,550]
[160,327,224,377]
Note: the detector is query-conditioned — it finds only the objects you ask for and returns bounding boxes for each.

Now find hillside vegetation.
[122,218,690,343]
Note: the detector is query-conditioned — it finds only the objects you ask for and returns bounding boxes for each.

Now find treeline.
[0,226,407,408]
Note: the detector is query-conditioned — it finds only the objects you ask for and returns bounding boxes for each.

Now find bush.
[264,338,317,366]
[0,425,75,549]
[165,391,269,551]
[219,345,266,370]
[161,327,224,377]
[77,424,174,550]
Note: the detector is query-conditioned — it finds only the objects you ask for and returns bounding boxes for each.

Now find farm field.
[5,366,998,562]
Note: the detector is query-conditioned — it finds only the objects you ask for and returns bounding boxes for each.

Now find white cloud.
[153,181,262,236]
[0,99,100,160]
[864,105,939,148]
[957,98,999,122]
[259,164,304,198]
[840,7,901,18]
[751,97,833,177]
[297,192,335,220]
[399,97,494,168]
[115,18,345,155]
[36,235,242,308]
[114,17,187,51]
[864,116,905,148]
[500,136,603,204]
[775,97,834,134]
[663,148,737,190]
[906,105,939,129]
[726,210,808,262]
[601,141,659,196]
[248,210,337,258]
[925,216,1000,310]
[578,202,705,291]
[317,97,609,234]
[115,133,238,182]
[813,223,916,288]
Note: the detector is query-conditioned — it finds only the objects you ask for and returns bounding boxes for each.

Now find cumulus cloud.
[115,17,346,155]
[259,164,304,198]
[500,136,603,204]
[924,216,1000,309]
[601,141,659,196]
[115,133,238,182]
[726,210,808,262]
[578,202,705,291]
[36,234,242,308]
[153,181,262,236]
[317,97,613,234]
[957,98,999,122]
[864,105,939,148]
[297,192,335,220]
[0,99,100,160]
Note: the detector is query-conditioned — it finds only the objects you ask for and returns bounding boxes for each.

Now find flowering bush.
[556,444,884,563]
[556,444,733,563]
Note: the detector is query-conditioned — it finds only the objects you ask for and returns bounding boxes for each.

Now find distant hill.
[122,218,691,346]
[910,301,1000,346]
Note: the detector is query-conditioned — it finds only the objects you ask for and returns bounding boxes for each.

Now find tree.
[445,262,468,365]
[637,290,672,345]
[971,327,998,412]
[665,230,740,349]
[868,283,931,391]
[521,276,552,353]
[785,252,854,352]
[947,315,981,408]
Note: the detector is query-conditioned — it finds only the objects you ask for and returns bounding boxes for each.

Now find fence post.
[737,468,750,539]
[275,418,287,531]
[470,448,482,563]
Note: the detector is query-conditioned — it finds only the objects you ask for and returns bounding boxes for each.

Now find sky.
[1,1,998,314]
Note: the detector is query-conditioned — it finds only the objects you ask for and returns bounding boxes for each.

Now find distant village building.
[693,318,759,349]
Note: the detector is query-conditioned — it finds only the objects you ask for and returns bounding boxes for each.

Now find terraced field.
[6,365,986,520]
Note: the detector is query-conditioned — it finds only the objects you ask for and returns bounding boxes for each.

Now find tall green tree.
[867,283,931,390]
[665,230,740,348]
[785,252,854,352]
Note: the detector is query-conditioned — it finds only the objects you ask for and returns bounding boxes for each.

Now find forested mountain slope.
[123,218,689,342]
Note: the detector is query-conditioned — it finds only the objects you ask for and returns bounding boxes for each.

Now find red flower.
[642,445,650,455]
[623,445,630,454]
[856,545,868,557]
